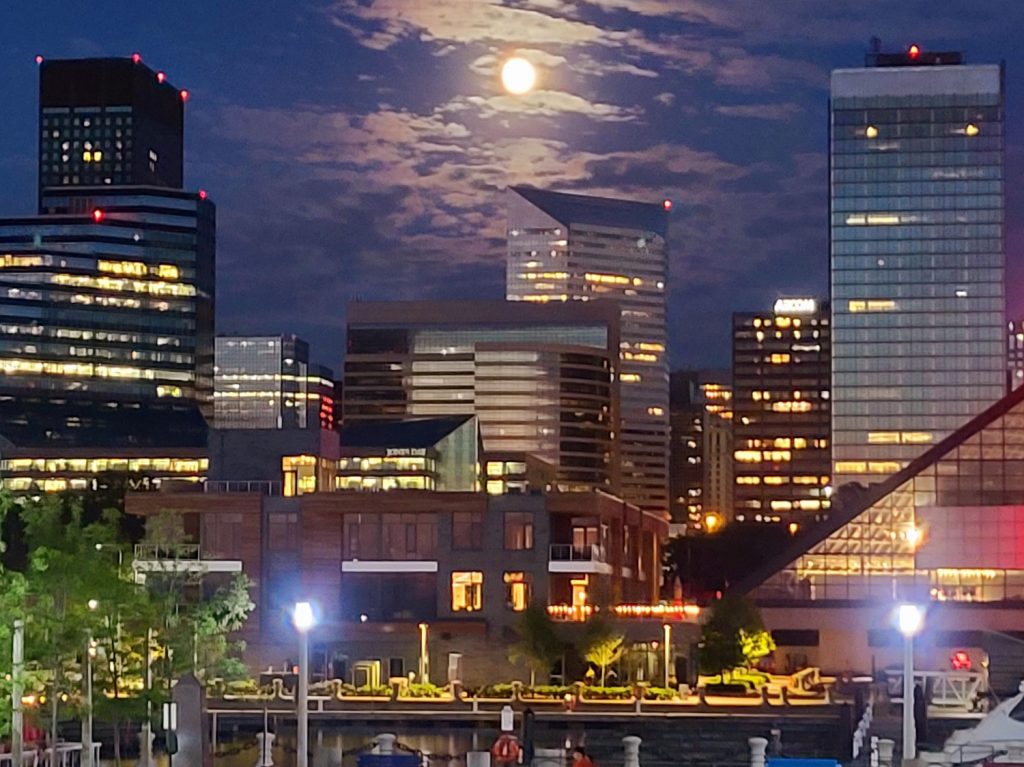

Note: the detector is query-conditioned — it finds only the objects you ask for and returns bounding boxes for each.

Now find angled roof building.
[737,383,1024,686]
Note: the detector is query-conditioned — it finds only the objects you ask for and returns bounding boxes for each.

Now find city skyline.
[3,3,1024,371]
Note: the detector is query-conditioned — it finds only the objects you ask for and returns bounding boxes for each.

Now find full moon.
[501,57,536,95]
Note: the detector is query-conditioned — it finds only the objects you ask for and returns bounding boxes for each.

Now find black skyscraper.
[38,57,184,205]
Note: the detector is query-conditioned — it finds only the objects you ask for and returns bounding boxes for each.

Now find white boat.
[937,682,1024,764]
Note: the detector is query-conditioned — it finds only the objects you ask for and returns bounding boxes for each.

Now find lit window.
[504,572,531,611]
[486,461,503,478]
[769,353,790,364]
[835,461,866,473]
[965,123,980,137]
[451,572,483,612]
[486,480,505,495]
[504,512,534,550]
[865,125,878,139]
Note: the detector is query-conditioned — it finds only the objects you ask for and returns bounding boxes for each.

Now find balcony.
[548,544,612,575]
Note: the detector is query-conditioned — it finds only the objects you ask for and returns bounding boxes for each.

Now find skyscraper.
[214,335,336,431]
[732,298,831,527]
[830,46,1005,489]
[343,300,620,494]
[0,57,214,492]
[38,56,185,200]
[507,187,669,517]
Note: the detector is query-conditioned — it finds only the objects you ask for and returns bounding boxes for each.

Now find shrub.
[580,686,632,700]
[403,683,447,698]
[643,686,679,701]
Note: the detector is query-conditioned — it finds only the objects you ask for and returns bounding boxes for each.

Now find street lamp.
[293,601,316,767]
[418,623,430,684]
[83,598,98,767]
[662,624,672,688]
[897,604,924,762]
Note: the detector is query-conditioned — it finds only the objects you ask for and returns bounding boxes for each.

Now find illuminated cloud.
[715,102,803,120]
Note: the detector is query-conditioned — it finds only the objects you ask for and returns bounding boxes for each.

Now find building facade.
[701,378,733,530]
[830,48,1006,490]
[669,371,704,530]
[1008,319,1024,392]
[127,487,679,686]
[733,298,831,527]
[507,187,669,517]
[214,335,335,431]
[343,300,620,495]
[39,56,184,198]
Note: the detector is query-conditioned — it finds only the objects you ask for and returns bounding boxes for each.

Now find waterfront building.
[214,335,335,431]
[830,46,1005,489]
[507,187,669,517]
[742,382,1024,693]
[343,300,619,495]
[127,484,683,686]
[669,371,704,530]
[732,298,831,527]
[702,377,733,530]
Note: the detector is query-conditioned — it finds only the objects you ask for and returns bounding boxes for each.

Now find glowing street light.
[501,57,536,95]
[293,602,316,767]
[897,604,924,761]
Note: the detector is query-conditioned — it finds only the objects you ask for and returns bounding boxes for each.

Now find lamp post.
[418,623,430,684]
[662,624,672,688]
[83,599,99,767]
[897,604,924,763]
[12,619,24,767]
[294,602,316,767]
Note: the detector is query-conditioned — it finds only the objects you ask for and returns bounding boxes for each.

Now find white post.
[623,736,642,767]
[903,634,916,762]
[12,620,24,767]
[377,734,397,755]
[749,737,768,767]
[878,738,895,767]
[255,731,276,766]
[298,629,309,767]
[140,627,154,767]
[83,635,94,767]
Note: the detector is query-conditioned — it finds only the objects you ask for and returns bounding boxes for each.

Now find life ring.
[491,734,521,764]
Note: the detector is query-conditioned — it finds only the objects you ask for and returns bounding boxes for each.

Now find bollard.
[749,737,768,767]
[878,738,895,767]
[467,752,491,767]
[623,736,642,767]
[870,736,879,767]
[376,734,398,755]
[255,731,275,766]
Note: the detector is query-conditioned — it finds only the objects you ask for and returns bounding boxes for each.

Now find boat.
[934,682,1024,765]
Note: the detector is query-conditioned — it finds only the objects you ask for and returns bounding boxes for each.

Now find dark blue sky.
[4,1,1024,371]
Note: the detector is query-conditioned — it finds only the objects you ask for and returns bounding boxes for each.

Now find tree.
[580,618,625,686]
[509,604,564,687]
[699,594,775,679]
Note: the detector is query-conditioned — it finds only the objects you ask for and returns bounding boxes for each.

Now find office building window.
[504,512,534,550]
[504,572,531,611]
[452,511,483,550]
[451,571,483,612]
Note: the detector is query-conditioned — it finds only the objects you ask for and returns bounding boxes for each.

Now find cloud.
[443,89,643,121]
[715,102,803,120]
[653,92,675,106]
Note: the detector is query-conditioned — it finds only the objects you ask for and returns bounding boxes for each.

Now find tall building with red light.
[38,57,185,203]
[830,46,1005,489]
[506,187,670,519]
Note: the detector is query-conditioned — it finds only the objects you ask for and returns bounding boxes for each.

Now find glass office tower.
[830,48,1005,489]
[507,187,669,517]
[214,335,336,430]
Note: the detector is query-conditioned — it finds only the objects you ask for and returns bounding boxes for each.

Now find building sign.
[386,448,427,457]
[773,298,817,315]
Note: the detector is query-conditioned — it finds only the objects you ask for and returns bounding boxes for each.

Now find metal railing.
[887,670,984,709]
[205,480,282,495]
[549,544,607,563]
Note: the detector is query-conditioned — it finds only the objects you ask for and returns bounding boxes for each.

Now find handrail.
[549,544,607,562]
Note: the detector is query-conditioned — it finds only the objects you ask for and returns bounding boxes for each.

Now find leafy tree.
[699,594,774,680]
[509,604,564,687]
[581,618,625,686]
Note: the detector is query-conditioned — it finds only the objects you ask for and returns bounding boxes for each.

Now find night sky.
[4,1,1024,371]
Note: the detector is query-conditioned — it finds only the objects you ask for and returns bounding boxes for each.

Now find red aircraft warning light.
[35,55,44,65]
[663,199,673,211]
[180,89,190,102]
[131,52,142,64]
[156,71,166,84]
[908,44,921,60]
[92,209,105,223]
[198,189,208,200]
